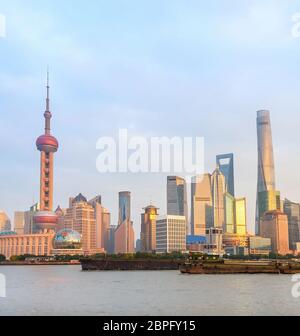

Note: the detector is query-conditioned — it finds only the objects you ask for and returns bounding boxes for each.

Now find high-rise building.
[88,196,111,252]
[257,190,281,232]
[140,205,159,253]
[114,192,135,253]
[191,174,213,236]
[33,73,59,232]
[260,210,290,255]
[256,110,276,234]
[156,215,186,253]
[55,205,66,232]
[224,193,247,235]
[62,193,104,255]
[24,203,40,234]
[235,197,247,235]
[107,225,117,254]
[223,193,236,233]
[167,176,188,232]
[283,199,300,251]
[216,153,234,196]
[211,166,226,229]
[0,211,11,232]
[224,192,235,234]
[14,211,25,235]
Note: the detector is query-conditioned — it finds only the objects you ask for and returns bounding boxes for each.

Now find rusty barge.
[180,259,300,274]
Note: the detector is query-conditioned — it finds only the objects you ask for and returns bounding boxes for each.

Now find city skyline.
[1,1,300,236]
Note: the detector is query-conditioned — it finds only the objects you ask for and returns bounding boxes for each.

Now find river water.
[0,265,299,315]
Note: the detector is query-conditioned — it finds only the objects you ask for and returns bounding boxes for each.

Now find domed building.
[51,229,83,256]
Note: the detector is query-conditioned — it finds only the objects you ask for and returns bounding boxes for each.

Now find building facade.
[260,210,290,255]
[167,176,188,232]
[107,225,116,254]
[89,196,111,252]
[0,231,54,259]
[211,166,226,229]
[191,174,213,236]
[248,236,271,255]
[114,192,135,253]
[24,203,40,234]
[257,190,281,233]
[140,205,158,253]
[0,211,11,232]
[256,110,276,234]
[283,199,300,251]
[14,211,25,235]
[216,153,235,196]
[62,194,103,255]
[203,228,224,256]
[156,215,186,253]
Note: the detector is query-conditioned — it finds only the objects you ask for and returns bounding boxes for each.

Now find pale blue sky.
[0,0,300,234]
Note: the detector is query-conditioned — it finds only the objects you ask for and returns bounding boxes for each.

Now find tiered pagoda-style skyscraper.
[33,72,59,232]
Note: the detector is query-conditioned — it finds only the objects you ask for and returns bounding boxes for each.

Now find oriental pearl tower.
[33,72,59,232]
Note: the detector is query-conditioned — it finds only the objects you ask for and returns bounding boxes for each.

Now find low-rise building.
[248,236,271,255]
[203,228,224,256]
[186,235,206,252]
[0,230,54,259]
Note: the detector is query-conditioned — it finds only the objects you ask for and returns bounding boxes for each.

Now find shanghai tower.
[255,110,276,234]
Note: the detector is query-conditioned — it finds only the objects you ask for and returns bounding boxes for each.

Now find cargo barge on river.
[81,258,180,271]
[180,259,300,274]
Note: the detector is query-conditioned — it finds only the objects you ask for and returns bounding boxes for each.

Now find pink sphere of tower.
[36,134,59,152]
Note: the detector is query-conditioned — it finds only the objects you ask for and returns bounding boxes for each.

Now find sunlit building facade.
[235,197,247,235]
[224,193,235,234]
[0,211,11,232]
[256,110,276,234]
[257,190,281,223]
[62,194,104,255]
[248,236,271,255]
[260,210,290,255]
[89,195,111,252]
[191,174,213,236]
[0,231,54,259]
[140,205,158,253]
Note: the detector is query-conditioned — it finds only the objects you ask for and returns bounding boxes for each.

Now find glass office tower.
[167,176,188,233]
[216,153,234,196]
[191,174,213,235]
[256,110,276,234]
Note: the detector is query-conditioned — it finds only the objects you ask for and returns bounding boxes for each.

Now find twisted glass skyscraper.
[256,110,276,234]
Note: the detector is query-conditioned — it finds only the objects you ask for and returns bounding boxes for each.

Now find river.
[0,265,299,315]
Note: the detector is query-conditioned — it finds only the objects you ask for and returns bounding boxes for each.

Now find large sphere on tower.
[33,211,58,231]
[36,134,59,153]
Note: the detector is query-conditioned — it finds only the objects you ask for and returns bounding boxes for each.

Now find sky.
[0,0,300,235]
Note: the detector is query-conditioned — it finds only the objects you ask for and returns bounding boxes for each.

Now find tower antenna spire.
[46,66,50,112]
